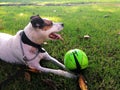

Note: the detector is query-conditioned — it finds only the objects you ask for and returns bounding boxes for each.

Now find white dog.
[0,15,77,78]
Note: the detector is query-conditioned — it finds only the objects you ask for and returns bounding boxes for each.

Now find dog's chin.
[49,33,63,40]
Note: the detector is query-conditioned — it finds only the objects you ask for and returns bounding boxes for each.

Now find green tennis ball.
[64,49,88,73]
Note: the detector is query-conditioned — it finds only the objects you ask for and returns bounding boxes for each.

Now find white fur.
[0,21,77,78]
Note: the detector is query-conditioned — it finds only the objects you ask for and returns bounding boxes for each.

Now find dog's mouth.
[49,32,63,40]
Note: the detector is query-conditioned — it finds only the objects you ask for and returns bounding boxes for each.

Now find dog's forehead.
[43,18,52,24]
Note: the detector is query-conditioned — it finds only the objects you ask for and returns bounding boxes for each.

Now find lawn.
[0,0,120,90]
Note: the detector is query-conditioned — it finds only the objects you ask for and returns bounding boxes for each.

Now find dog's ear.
[30,15,44,29]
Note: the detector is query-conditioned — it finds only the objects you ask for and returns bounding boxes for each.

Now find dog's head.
[30,15,64,40]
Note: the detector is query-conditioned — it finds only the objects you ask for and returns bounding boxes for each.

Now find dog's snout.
[61,23,64,27]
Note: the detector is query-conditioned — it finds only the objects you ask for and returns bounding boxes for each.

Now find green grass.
[0,1,120,90]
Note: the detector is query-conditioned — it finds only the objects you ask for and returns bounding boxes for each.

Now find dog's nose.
[61,23,64,27]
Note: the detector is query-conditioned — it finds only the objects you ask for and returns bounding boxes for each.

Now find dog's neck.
[23,23,45,45]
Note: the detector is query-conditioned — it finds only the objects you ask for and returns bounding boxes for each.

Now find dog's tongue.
[49,33,63,41]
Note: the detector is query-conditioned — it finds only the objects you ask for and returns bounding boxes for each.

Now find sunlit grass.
[0,2,120,90]
[92,5,116,12]
[43,16,62,22]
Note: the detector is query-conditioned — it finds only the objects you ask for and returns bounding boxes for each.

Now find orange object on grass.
[79,74,88,90]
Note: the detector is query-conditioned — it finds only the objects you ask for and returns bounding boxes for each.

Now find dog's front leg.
[43,52,65,69]
[35,65,77,79]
